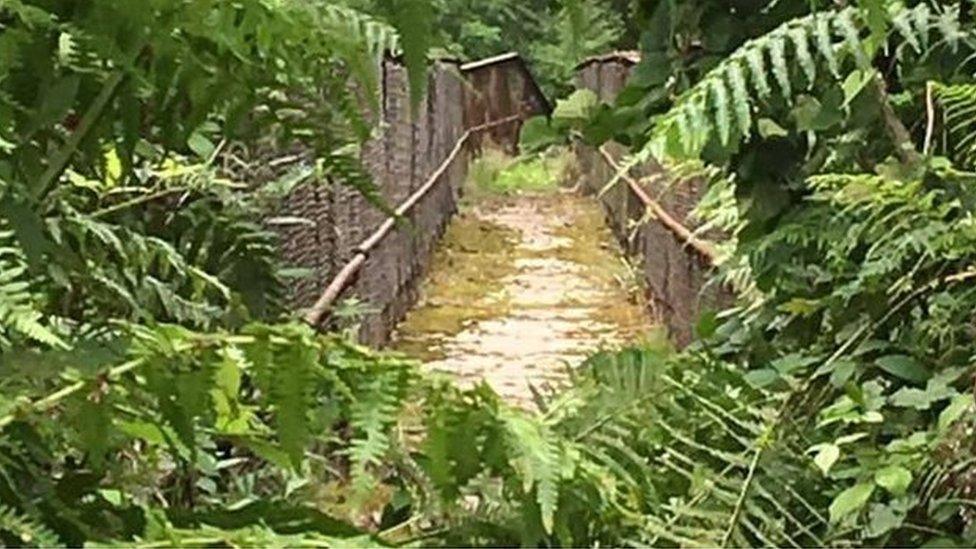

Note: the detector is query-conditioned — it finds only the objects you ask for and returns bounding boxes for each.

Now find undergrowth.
[466,147,577,196]
[4,0,976,547]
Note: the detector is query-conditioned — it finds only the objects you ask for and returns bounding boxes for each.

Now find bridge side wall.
[575,58,731,346]
[277,57,530,346]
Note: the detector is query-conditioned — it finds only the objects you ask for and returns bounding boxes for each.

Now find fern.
[641,4,939,161]
[813,13,840,78]
[499,409,570,535]
[0,229,63,350]
[727,61,752,136]
[0,505,61,548]
[933,82,976,168]
[347,373,401,495]
[789,27,816,87]
[768,35,792,100]
[744,46,771,101]
[710,78,732,146]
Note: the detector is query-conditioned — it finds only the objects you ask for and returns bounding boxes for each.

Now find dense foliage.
[343,0,631,95]
[3,0,976,547]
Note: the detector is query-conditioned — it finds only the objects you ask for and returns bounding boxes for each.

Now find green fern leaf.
[768,36,792,100]
[501,410,567,535]
[912,4,930,50]
[745,47,772,99]
[274,335,317,470]
[789,27,816,87]
[709,79,732,146]
[347,374,400,496]
[933,83,976,168]
[892,10,922,53]
[387,0,433,110]
[0,505,62,548]
[814,13,840,77]
[835,9,868,67]
[689,95,712,153]
[0,235,65,350]
[936,7,961,53]
[676,109,693,153]
[727,62,752,136]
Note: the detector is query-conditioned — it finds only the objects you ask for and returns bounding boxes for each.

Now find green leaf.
[937,394,973,431]
[829,482,875,523]
[552,89,598,123]
[842,69,873,107]
[768,36,792,100]
[792,93,843,132]
[519,116,563,152]
[389,0,432,110]
[771,354,818,375]
[830,359,856,387]
[188,133,216,159]
[812,443,840,475]
[695,310,718,339]
[874,465,912,495]
[757,118,788,139]
[889,387,935,409]
[116,420,168,445]
[276,342,315,470]
[743,368,779,388]
[865,503,905,538]
[875,355,931,384]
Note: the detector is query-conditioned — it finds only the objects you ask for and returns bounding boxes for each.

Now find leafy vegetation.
[345,0,630,95]
[466,147,576,195]
[3,0,976,547]
[558,0,976,545]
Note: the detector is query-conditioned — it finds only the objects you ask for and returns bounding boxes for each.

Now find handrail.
[304,114,524,327]
[595,145,718,265]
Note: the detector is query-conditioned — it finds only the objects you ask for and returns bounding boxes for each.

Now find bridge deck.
[392,188,653,407]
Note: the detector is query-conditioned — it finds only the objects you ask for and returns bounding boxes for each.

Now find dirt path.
[391,190,650,407]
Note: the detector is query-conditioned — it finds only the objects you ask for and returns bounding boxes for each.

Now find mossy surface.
[391,148,655,404]
[393,204,520,361]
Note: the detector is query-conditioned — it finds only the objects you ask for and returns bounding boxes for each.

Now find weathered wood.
[596,146,718,265]
[303,114,524,327]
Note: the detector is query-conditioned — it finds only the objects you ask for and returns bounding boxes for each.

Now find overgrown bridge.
[278,52,728,398]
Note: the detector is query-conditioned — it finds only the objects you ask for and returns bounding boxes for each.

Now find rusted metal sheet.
[461,52,551,152]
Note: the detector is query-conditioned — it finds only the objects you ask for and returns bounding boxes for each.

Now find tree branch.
[873,73,922,165]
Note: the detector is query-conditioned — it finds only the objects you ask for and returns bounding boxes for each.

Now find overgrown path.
[392,187,650,407]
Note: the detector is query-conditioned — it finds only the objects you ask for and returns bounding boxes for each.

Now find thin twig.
[91,188,186,218]
[924,81,936,155]
[33,71,127,203]
[873,73,922,166]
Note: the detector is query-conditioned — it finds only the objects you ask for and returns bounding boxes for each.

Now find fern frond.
[745,47,771,99]
[834,9,867,68]
[768,36,792,100]
[814,13,840,77]
[642,4,943,161]
[789,27,816,87]
[0,229,64,350]
[892,9,922,53]
[0,505,62,548]
[347,374,401,494]
[709,79,732,146]
[933,82,976,168]
[912,4,931,50]
[500,409,570,535]
[727,62,752,136]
